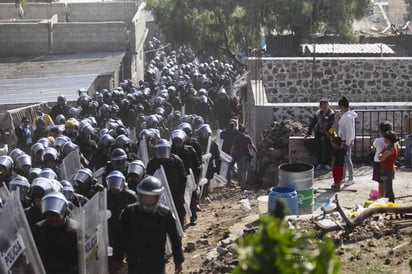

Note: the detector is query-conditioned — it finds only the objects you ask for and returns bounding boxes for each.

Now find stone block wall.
[0,2,139,22]
[0,21,49,57]
[52,22,128,54]
[248,57,412,103]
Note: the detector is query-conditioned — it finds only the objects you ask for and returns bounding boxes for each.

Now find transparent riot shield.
[138,135,149,166]
[184,169,197,218]
[154,166,184,236]
[61,149,81,180]
[0,185,10,208]
[198,153,212,198]
[93,167,105,186]
[215,151,232,185]
[72,189,109,274]
[0,192,45,274]
[153,166,184,259]
[215,129,223,150]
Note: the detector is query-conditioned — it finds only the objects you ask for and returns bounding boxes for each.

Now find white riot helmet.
[9,175,30,199]
[106,170,126,191]
[41,192,68,217]
[127,160,145,178]
[154,139,171,159]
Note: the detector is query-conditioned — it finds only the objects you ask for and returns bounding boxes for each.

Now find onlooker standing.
[338,96,357,186]
[32,106,54,130]
[379,131,398,203]
[15,116,32,153]
[32,118,49,143]
[230,124,256,190]
[371,121,393,197]
[306,99,335,171]
[330,137,345,190]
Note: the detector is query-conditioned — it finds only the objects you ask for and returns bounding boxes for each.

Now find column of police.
[0,39,241,274]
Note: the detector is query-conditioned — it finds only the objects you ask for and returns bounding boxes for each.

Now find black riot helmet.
[136,176,164,213]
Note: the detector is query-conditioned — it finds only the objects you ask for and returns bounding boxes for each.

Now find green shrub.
[232,201,340,274]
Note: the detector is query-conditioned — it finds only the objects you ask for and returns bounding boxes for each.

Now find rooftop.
[0,52,124,105]
[302,43,395,55]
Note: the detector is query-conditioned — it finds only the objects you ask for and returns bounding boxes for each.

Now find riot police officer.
[146,139,187,226]
[113,176,184,274]
[32,192,79,274]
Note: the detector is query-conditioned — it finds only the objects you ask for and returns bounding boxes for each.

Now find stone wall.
[246,80,412,160]
[0,2,139,22]
[248,57,412,103]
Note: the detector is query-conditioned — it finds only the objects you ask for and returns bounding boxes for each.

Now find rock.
[216,246,227,256]
[220,238,232,247]
[197,238,209,245]
[186,241,196,252]
[384,258,391,265]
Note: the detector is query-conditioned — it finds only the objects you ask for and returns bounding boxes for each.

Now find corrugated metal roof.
[0,52,125,105]
[301,43,395,54]
[0,74,98,105]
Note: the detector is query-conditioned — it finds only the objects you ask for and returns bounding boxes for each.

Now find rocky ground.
[163,164,412,274]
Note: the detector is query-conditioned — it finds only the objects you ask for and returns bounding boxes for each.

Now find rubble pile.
[252,119,307,188]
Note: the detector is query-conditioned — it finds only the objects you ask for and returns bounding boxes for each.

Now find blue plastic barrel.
[268,186,298,215]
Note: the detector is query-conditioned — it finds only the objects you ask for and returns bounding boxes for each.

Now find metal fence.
[351,108,412,163]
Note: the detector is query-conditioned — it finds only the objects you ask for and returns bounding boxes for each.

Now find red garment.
[332,165,344,185]
[381,144,398,171]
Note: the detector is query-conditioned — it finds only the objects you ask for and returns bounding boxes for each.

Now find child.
[331,136,345,190]
[371,121,393,198]
[379,131,398,203]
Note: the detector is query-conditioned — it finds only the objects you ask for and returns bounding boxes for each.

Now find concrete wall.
[52,22,128,54]
[248,57,412,103]
[128,2,147,82]
[0,2,139,22]
[0,21,49,57]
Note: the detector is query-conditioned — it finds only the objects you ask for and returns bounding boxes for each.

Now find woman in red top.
[378,131,398,203]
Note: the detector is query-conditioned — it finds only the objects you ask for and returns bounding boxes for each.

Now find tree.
[145,0,370,60]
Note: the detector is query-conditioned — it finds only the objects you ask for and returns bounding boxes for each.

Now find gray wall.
[0,21,49,56]
[248,57,412,103]
[0,2,139,22]
[52,22,128,54]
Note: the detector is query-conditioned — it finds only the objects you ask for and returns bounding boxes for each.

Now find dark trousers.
[315,134,332,165]
[128,262,165,274]
[381,170,395,203]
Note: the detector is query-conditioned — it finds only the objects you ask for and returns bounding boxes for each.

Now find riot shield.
[72,189,109,274]
[154,166,184,236]
[0,185,10,208]
[0,192,45,274]
[153,166,184,259]
[215,129,223,150]
[61,149,81,180]
[215,151,232,185]
[200,153,211,181]
[93,167,105,186]
[138,135,149,166]
[184,169,197,218]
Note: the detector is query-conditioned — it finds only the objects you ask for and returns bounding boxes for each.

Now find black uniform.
[114,203,184,274]
[32,218,79,274]
[25,206,43,230]
[146,155,187,226]
[107,189,137,258]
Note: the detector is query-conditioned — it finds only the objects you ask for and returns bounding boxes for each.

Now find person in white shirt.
[338,96,358,186]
